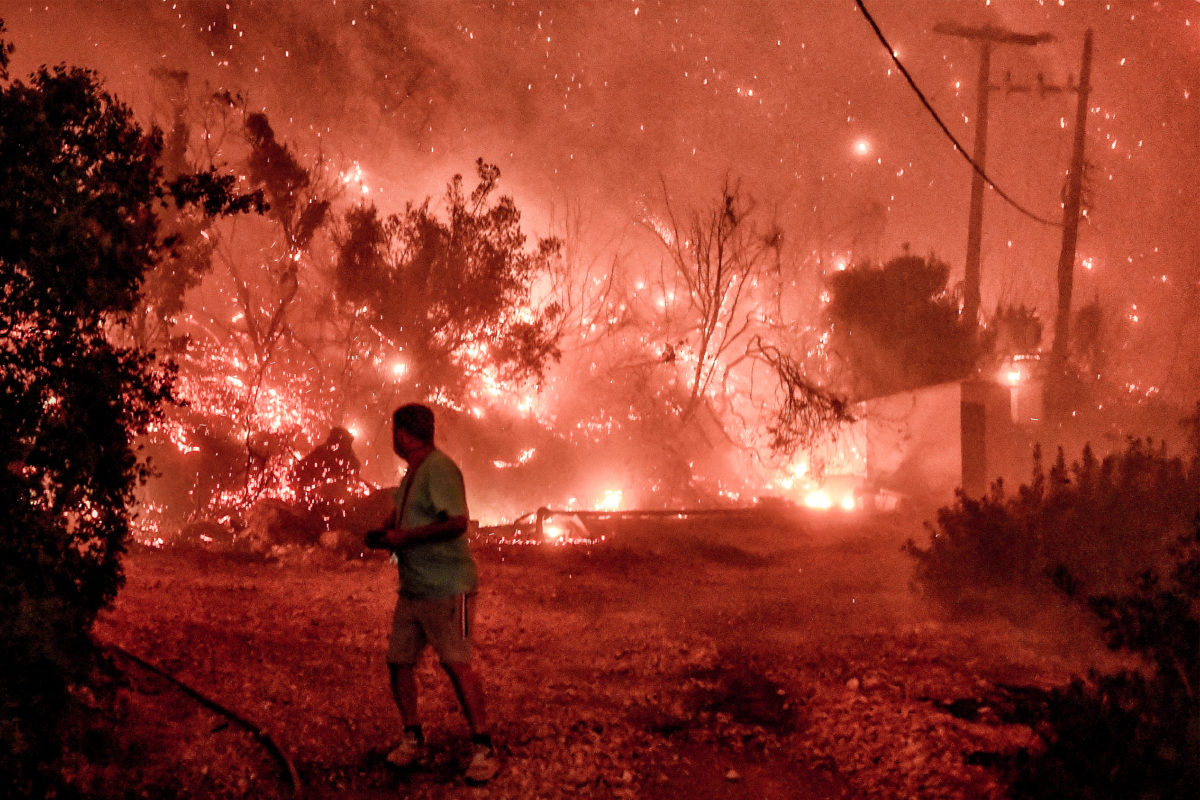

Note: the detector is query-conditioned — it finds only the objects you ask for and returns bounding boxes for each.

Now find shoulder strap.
[394,462,420,530]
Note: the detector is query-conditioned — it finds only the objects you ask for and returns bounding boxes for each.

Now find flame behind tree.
[648,178,777,423]
[188,101,336,504]
[643,178,851,462]
[333,158,563,401]
[128,93,566,527]
[128,89,358,524]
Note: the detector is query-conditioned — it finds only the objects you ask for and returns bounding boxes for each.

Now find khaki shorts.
[387,592,475,666]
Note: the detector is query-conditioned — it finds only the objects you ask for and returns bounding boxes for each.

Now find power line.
[853,0,1062,228]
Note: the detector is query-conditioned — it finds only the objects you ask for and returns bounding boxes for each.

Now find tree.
[639,179,851,470]
[749,337,854,455]
[0,27,255,792]
[333,158,563,399]
[826,252,979,398]
[541,199,634,354]
[145,95,333,512]
[645,178,781,421]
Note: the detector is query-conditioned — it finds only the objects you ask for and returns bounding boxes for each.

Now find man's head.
[392,403,435,459]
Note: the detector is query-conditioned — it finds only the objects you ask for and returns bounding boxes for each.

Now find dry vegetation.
[82,512,1122,799]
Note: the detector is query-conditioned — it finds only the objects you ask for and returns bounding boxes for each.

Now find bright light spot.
[543,522,567,541]
[1006,368,1022,385]
[840,495,857,512]
[595,489,623,512]
[391,361,408,379]
[853,138,871,156]
[804,489,833,510]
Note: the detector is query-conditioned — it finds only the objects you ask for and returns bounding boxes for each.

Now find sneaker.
[385,730,423,769]
[464,743,499,785]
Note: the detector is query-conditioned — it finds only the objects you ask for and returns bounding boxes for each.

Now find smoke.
[3,0,1198,524]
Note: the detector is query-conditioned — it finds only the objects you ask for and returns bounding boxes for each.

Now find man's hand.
[364,529,390,550]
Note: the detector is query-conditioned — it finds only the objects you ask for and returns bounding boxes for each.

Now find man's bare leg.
[388,663,420,725]
[386,663,424,767]
[442,661,488,735]
[443,661,497,783]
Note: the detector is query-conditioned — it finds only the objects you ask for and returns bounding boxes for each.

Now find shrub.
[0,25,255,794]
[905,435,1200,612]
[1004,524,1199,799]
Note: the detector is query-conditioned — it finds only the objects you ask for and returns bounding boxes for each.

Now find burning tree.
[127,94,346,529]
[125,84,567,532]
[646,178,779,423]
[632,179,852,499]
[333,158,563,401]
[0,27,255,793]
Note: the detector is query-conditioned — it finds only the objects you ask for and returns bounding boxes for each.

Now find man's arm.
[382,513,468,547]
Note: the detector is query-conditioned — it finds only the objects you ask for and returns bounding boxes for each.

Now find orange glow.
[595,489,623,512]
[804,489,833,509]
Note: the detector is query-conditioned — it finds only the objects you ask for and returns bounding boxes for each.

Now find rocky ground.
[78,510,1124,799]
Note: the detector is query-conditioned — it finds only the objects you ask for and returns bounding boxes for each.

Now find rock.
[846,677,861,691]
[319,529,347,550]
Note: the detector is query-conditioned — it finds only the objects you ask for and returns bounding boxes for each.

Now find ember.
[0,0,1192,541]
[5,3,1200,797]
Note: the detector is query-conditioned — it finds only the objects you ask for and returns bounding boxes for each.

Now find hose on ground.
[105,643,303,799]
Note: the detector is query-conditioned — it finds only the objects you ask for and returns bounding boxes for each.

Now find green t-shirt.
[392,448,477,598]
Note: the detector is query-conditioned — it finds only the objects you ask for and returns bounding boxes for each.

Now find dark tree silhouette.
[334,158,562,397]
[826,252,978,399]
[0,26,256,793]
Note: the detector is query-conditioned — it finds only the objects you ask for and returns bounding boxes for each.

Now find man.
[365,403,497,784]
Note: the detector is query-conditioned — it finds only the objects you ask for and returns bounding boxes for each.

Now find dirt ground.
[85,510,1122,799]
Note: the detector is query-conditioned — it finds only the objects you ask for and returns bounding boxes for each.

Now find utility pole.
[934,23,1053,332]
[935,22,1051,498]
[1048,29,1093,413]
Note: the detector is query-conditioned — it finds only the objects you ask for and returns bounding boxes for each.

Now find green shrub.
[905,436,1199,612]
[906,416,1199,797]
